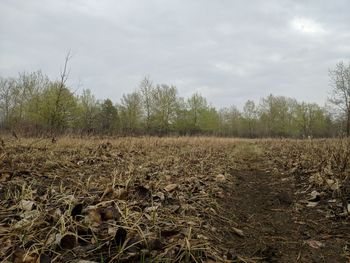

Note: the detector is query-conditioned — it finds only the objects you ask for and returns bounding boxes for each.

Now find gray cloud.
[1,0,350,108]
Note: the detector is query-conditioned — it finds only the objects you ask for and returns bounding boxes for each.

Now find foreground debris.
[0,137,244,262]
[0,137,349,262]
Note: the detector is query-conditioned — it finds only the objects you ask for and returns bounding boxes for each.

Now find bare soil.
[220,157,350,262]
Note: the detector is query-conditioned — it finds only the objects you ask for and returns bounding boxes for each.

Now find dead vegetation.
[0,137,349,262]
[0,137,251,262]
[256,138,350,262]
[263,138,350,216]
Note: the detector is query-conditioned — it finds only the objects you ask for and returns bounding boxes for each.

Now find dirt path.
[220,163,349,262]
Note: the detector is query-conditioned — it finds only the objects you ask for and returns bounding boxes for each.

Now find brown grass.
[0,136,258,262]
[0,136,349,262]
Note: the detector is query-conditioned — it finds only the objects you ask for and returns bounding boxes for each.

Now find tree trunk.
[347,111,350,137]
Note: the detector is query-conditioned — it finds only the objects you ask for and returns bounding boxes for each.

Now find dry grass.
[263,138,350,185]
[1,136,349,262]
[263,138,350,216]
[0,136,257,262]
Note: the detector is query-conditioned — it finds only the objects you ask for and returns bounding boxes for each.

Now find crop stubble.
[0,137,349,262]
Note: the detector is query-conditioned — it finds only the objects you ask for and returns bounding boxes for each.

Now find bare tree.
[139,76,153,132]
[50,51,72,136]
[329,61,350,137]
[243,100,257,137]
[0,77,14,129]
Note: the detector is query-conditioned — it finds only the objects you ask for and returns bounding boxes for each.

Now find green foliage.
[36,82,78,133]
[75,89,100,134]
[0,69,344,137]
[198,107,220,134]
[119,92,142,134]
[219,106,242,136]
[99,99,119,134]
[150,84,178,134]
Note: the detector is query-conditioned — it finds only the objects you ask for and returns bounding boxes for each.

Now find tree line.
[0,61,349,138]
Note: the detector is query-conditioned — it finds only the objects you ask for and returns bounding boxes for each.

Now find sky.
[1,0,350,108]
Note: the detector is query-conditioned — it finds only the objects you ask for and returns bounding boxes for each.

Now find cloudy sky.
[1,0,350,108]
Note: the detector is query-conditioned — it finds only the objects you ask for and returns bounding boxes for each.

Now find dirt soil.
[220,155,350,262]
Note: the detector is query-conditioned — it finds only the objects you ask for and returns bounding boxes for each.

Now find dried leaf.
[0,172,10,183]
[197,234,209,240]
[84,208,102,228]
[232,227,244,237]
[216,174,226,182]
[108,223,118,237]
[145,206,159,213]
[306,201,319,207]
[60,234,77,249]
[308,190,321,202]
[99,205,121,221]
[13,249,38,263]
[115,188,127,199]
[309,173,324,186]
[326,179,340,191]
[19,200,35,211]
[153,192,165,202]
[306,240,325,249]
[164,184,178,192]
[100,186,114,200]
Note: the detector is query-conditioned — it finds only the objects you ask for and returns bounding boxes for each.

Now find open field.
[0,137,349,262]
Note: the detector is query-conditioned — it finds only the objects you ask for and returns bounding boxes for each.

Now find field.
[0,137,349,262]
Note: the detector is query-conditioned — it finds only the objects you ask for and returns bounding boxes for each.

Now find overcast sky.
[1,0,350,108]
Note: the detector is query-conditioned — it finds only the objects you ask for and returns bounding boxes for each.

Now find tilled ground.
[0,137,349,262]
[222,168,349,262]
